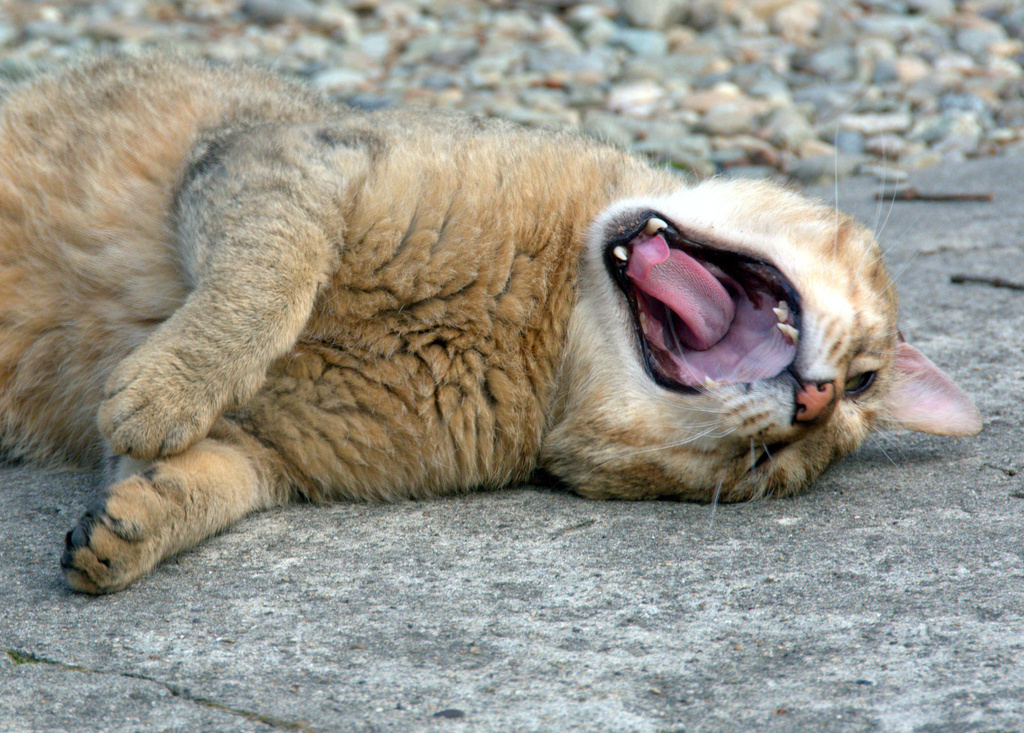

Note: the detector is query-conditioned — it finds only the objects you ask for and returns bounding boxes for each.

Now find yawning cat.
[0,54,980,593]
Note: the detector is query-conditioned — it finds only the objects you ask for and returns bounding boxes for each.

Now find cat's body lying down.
[0,54,980,593]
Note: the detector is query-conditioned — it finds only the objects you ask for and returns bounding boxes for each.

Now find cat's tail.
[0,268,92,464]
[0,198,181,468]
[0,254,146,467]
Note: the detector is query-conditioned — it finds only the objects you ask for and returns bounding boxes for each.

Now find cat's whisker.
[577,424,733,483]
[870,139,900,242]
[708,477,724,528]
[870,431,909,463]
[888,251,920,285]
[647,396,727,416]
[833,116,842,258]
[867,433,899,468]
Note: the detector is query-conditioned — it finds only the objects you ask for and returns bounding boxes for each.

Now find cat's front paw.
[61,476,171,594]
[99,347,219,460]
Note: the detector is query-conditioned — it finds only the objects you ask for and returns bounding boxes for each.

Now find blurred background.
[1,0,1022,184]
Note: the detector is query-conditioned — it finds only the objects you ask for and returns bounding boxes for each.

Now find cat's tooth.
[613,245,629,261]
[639,311,649,334]
[777,322,799,344]
[703,376,721,389]
[644,217,668,236]
[773,301,790,323]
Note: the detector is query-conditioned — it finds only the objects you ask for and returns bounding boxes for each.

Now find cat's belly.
[231,338,546,501]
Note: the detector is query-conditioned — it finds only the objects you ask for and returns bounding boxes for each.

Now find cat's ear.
[881,341,982,436]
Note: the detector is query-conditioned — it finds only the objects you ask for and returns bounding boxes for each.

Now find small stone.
[607,82,665,117]
[313,67,368,92]
[995,99,1024,128]
[797,138,839,159]
[580,17,616,48]
[433,709,465,720]
[763,109,815,149]
[786,153,862,184]
[832,129,866,154]
[987,39,1024,61]
[695,103,757,136]
[745,73,793,105]
[955,23,1008,59]
[635,142,717,179]
[564,5,612,30]
[23,21,77,43]
[241,0,319,26]
[723,165,777,180]
[358,33,392,62]
[893,55,931,85]
[908,114,952,144]
[858,164,909,184]
[708,147,748,169]
[537,14,582,54]
[727,135,781,168]
[803,47,855,82]
[618,0,689,28]
[609,28,669,57]
[680,83,742,114]
[770,0,822,43]
[871,58,899,85]
[856,16,932,41]
[288,33,332,62]
[939,93,988,115]
[838,112,913,135]
[932,112,983,154]
[899,148,944,170]
[863,133,907,157]
[905,0,954,17]
[1004,7,1024,39]
[582,113,637,148]
[494,107,569,129]
[0,24,17,48]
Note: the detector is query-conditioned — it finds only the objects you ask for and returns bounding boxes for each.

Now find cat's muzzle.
[605,213,801,392]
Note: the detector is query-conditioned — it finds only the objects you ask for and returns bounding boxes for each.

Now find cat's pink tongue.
[626,235,736,350]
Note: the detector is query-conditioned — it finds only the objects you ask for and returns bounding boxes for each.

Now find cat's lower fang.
[613,245,629,261]
[777,322,799,344]
[644,217,668,236]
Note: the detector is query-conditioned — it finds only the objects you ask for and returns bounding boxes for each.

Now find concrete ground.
[1,155,1022,732]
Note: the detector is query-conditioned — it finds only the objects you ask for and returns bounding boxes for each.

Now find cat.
[0,53,981,594]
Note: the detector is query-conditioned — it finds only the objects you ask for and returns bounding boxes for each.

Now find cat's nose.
[794,381,837,424]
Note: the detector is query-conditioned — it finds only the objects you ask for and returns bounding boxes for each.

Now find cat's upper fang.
[644,217,668,236]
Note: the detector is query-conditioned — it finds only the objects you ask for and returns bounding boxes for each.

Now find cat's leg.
[98,125,355,460]
[61,421,291,594]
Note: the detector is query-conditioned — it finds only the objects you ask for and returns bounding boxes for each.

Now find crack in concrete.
[5,648,321,732]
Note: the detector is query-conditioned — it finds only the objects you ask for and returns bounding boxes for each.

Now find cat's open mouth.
[605,213,801,391]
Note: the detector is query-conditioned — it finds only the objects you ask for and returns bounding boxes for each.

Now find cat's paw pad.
[99,351,218,460]
[60,479,168,594]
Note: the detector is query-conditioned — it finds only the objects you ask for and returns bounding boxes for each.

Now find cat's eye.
[843,371,876,396]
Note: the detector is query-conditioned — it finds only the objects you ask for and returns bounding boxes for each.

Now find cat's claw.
[98,334,230,460]
[61,481,169,594]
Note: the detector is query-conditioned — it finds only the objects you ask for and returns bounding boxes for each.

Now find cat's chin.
[601,210,801,393]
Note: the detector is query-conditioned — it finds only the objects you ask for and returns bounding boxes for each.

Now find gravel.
[0,0,1022,183]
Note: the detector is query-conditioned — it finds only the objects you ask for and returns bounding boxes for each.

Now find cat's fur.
[0,54,980,593]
